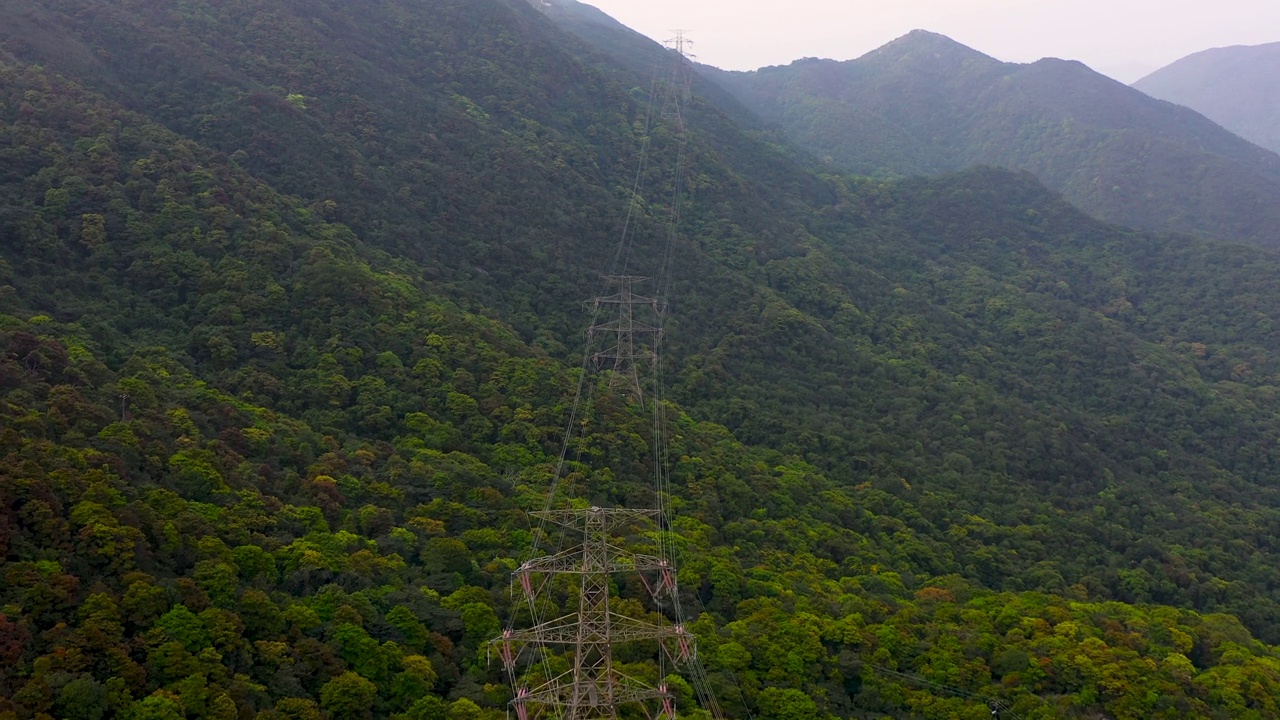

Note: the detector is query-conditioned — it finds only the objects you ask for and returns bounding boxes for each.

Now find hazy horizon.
[578,0,1280,82]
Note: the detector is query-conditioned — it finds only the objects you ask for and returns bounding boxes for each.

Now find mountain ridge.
[1135,40,1280,155]
[694,29,1280,246]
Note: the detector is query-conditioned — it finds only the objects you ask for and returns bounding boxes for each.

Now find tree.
[128,693,185,720]
[385,606,430,651]
[319,672,377,720]
[444,698,486,720]
[331,623,385,681]
[78,593,124,649]
[122,577,169,629]
[0,613,30,665]
[155,605,210,652]
[390,655,438,711]
[274,697,324,720]
[399,696,447,720]
[756,688,819,720]
[146,642,200,686]
[55,677,108,720]
[238,589,284,639]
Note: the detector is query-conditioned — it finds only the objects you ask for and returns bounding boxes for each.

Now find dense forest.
[5,1,1280,718]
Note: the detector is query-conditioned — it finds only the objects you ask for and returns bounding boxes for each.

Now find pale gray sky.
[583,0,1280,82]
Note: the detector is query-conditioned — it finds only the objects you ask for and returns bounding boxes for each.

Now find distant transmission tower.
[588,275,662,401]
[495,507,691,719]
[664,31,695,124]
[665,30,695,66]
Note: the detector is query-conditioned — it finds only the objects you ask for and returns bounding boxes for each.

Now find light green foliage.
[390,655,438,710]
[757,687,820,720]
[155,605,211,652]
[399,695,448,720]
[320,672,378,720]
[128,694,185,720]
[444,698,486,720]
[275,698,324,720]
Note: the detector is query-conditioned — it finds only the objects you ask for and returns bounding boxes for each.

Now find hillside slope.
[1135,41,1280,155]
[7,2,1280,719]
[703,30,1280,246]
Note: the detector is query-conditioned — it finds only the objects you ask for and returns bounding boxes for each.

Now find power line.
[870,665,1027,720]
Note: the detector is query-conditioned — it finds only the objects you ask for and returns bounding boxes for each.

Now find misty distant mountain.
[700,30,1280,247]
[1134,41,1280,155]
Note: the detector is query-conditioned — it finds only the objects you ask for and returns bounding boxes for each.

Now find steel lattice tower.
[587,275,663,401]
[495,508,691,719]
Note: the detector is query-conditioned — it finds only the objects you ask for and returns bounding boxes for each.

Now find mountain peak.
[862,29,997,66]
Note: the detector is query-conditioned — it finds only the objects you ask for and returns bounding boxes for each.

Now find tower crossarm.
[588,319,662,334]
[591,292,659,305]
[503,611,695,645]
[530,506,660,531]
[519,546,671,575]
[590,275,652,290]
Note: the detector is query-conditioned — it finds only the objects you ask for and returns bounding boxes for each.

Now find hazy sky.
[582,0,1280,82]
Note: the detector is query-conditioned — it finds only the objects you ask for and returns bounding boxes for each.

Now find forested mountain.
[529,0,764,130]
[1135,41,1280,155]
[6,1,1280,719]
[699,30,1280,247]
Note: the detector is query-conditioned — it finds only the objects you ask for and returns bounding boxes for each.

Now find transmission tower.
[664,31,696,128]
[495,508,692,719]
[587,276,662,401]
[665,30,695,66]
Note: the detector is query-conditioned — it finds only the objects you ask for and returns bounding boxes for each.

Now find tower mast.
[588,276,662,401]
[498,508,690,719]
